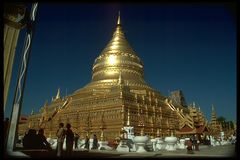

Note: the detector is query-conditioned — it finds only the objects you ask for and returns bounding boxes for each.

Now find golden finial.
[31,109,34,115]
[139,122,145,136]
[117,11,121,25]
[212,104,215,111]
[127,108,130,126]
[56,88,60,99]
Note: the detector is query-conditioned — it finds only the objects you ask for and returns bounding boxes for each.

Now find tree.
[217,116,234,130]
[226,121,234,129]
[217,116,226,129]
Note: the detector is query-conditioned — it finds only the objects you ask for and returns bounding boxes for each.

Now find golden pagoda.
[209,105,221,138]
[18,13,208,141]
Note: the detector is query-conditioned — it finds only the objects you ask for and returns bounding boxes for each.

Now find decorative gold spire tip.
[56,88,60,99]
[117,11,121,25]
[127,108,130,126]
[31,109,34,115]
[212,104,214,111]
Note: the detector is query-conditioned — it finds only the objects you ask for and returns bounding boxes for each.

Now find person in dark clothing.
[84,135,90,150]
[22,130,29,149]
[36,128,52,150]
[91,134,98,150]
[65,123,74,157]
[74,133,79,149]
[194,135,200,151]
[22,129,38,149]
[186,138,194,154]
[192,135,197,150]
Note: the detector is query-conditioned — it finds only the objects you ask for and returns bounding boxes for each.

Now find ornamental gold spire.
[211,104,217,127]
[117,11,121,25]
[127,108,130,126]
[91,12,145,83]
[98,12,137,56]
[31,109,34,115]
[211,104,215,111]
[78,11,160,96]
[55,88,60,100]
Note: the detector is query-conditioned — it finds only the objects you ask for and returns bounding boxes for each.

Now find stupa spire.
[56,88,60,99]
[211,104,217,127]
[117,11,121,25]
[91,11,146,83]
[211,104,215,112]
[31,109,34,115]
[97,11,137,57]
[193,102,196,108]
[127,108,130,126]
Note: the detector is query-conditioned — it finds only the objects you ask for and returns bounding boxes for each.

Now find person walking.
[84,135,90,150]
[186,138,194,154]
[191,135,196,150]
[195,135,200,151]
[65,123,74,157]
[192,134,198,151]
[56,123,65,157]
[92,134,98,150]
[74,133,80,149]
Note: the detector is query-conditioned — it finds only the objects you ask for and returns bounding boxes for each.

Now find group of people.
[22,128,52,150]
[56,122,99,157]
[83,134,98,150]
[56,123,74,157]
[22,122,99,157]
[185,134,200,154]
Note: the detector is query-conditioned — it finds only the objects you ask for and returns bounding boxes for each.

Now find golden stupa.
[18,13,208,140]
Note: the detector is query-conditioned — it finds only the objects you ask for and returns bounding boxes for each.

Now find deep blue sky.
[5,3,236,122]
